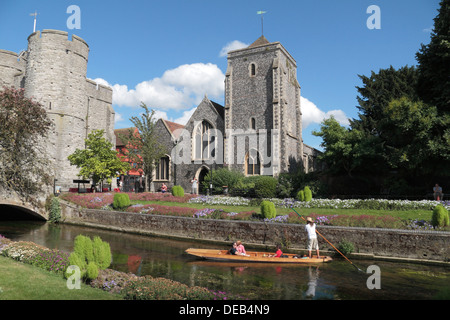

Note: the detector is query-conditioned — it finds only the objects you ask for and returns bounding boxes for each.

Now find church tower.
[224,36,303,176]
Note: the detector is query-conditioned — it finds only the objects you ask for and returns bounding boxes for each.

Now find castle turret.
[23,30,91,188]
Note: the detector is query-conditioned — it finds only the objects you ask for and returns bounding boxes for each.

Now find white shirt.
[305,223,317,239]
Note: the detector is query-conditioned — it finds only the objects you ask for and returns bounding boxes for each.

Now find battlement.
[0,49,26,88]
[27,29,89,62]
[86,78,113,104]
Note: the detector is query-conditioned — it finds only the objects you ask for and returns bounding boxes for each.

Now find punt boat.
[185,248,332,264]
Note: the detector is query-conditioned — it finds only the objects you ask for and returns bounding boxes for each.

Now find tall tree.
[119,103,165,192]
[351,65,419,135]
[416,0,450,174]
[68,129,130,190]
[312,116,383,178]
[380,97,441,175]
[0,86,52,198]
[416,0,450,114]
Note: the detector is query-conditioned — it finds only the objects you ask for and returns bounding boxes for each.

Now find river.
[0,220,448,300]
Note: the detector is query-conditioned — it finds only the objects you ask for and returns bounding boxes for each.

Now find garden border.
[59,200,450,265]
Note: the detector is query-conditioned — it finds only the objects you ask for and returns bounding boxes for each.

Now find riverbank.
[59,200,450,265]
[0,256,119,300]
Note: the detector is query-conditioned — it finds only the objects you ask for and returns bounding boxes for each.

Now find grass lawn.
[0,256,121,300]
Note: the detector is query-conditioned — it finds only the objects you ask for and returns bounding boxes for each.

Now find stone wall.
[60,201,450,262]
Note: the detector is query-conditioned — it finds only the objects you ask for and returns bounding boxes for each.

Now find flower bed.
[60,192,449,230]
[1,235,246,300]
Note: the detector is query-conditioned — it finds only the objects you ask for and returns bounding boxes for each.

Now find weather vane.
[257,10,267,36]
[30,10,39,33]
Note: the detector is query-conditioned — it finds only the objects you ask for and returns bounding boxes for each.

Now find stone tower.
[224,36,302,176]
[0,30,115,190]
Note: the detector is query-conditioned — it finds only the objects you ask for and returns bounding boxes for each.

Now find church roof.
[248,35,271,48]
[162,119,185,139]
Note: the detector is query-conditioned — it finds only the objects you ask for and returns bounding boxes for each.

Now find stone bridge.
[0,189,49,220]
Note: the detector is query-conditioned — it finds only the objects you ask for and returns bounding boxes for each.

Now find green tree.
[312,116,382,178]
[0,86,52,198]
[415,0,450,174]
[381,97,441,175]
[68,129,130,189]
[416,0,450,115]
[119,103,165,192]
[351,65,419,135]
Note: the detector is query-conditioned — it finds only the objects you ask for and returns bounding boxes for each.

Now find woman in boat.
[236,241,247,255]
[229,242,248,256]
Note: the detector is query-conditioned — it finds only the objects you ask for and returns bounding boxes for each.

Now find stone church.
[134,36,321,193]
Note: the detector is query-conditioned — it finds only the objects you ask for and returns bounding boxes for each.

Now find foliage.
[0,86,52,198]
[67,235,111,281]
[49,196,61,223]
[113,193,131,209]
[313,116,381,178]
[337,240,355,255]
[276,173,294,198]
[296,190,305,201]
[304,186,312,202]
[68,129,130,187]
[202,168,244,194]
[171,185,184,197]
[118,103,166,191]
[254,176,278,198]
[432,204,449,227]
[260,200,276,219]
[416,0,450,115]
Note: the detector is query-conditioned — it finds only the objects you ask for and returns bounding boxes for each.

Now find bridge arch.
[0,204,47,221]
[0,197,48,221]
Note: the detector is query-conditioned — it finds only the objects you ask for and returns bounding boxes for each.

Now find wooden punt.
[185,248,332,264]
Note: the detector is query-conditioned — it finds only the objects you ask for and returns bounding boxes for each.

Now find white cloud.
[301,96,349,128]
[172,107,197,125]
[91,63,225,111]
[219,40,249,57]
[114,112,124,123]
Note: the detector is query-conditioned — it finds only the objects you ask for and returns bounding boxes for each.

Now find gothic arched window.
[194,120,215,160]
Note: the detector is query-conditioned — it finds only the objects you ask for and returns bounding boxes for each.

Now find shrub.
[202,168,244,194]
[86,261,99,280]
[171,185,184,197]
[432,204,449,228]
[49,196,61,223]
[113,193,130,209]
[92,236,112,270]
[337,240,355,255]
[276,173,293,198]
[304,186,313,202]
[260,200,276,219]
[296,190,305,201]
[66,235,111,281]
[254,176,277,198]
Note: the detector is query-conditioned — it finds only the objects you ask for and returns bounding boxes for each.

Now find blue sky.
[0,0,440,149]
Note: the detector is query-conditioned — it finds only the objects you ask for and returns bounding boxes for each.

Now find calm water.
[0,220,448,300]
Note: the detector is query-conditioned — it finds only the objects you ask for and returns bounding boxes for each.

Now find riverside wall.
[60,201,450,264]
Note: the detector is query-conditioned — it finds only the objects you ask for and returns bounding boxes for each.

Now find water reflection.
[0,221,448,300]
